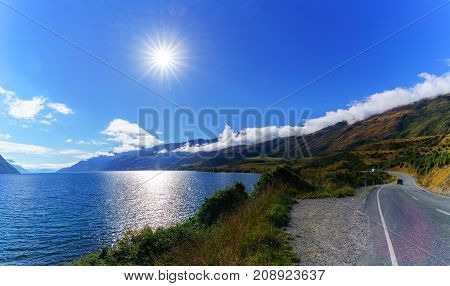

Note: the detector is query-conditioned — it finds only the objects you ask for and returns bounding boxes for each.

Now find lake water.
[0,171,260,265]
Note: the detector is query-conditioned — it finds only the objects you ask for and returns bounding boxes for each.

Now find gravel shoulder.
[288,190,370,265]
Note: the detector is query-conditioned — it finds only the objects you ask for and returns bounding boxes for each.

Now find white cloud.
[8,97,46,120]
[75,151,114,160]
[102,119,163,153]
[73,139,107,145]
[438,58,450,67]
[0,140,51,154]
[47,102,73,115]
[302,72,450,133]
[43,112,53,119]
[0,133,11,140]
[57,149,114,160]
[65,138,73,143]
[173,124,303,153]
[0,86,15,102]
[0,85,73,123]
[174,72,450,153]
[58,149,84,155]
[15,162,77,171]
[39,119,55,125]
[91,140,108,145]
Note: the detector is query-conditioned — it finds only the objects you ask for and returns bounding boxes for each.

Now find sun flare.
[142,36,183,79]
[152,48,176,69]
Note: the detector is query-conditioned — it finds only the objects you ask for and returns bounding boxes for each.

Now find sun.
[142,36,183,80]
[152,47,176,69]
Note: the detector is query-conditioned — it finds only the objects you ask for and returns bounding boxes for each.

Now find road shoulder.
[287,189,370,265]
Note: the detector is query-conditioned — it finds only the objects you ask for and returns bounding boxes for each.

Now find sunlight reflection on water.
[0,171,259,265]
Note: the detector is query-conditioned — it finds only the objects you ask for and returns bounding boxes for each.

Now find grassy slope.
[354,134,450,195]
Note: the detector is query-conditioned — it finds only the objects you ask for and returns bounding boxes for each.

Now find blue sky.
[0,0,449,170]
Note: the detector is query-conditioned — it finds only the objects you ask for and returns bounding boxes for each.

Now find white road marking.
[411,195,418,201]
[377,186,399,266]
[436,208,450,216]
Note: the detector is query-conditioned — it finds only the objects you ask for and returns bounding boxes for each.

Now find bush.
[334,186,354,198]
[73,222,203,266]
[195,182,248,226]
[298,186,355,199]
[327,169,353,185]
[253,165,316,196]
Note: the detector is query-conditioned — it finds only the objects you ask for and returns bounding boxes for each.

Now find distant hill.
[11,164,31,174]
[58,95,449,173]
[0,154,19,174]
[57,138,216,173]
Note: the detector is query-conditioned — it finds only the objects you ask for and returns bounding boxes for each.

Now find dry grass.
[420,166,450,196]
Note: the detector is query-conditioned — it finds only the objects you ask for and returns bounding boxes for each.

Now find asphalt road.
[358,172,449,266]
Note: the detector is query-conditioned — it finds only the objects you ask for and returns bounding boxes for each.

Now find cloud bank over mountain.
[302,72,450,134]
[174,72,450,153]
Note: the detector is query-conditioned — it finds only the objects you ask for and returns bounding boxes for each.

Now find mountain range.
[58,94,449,173]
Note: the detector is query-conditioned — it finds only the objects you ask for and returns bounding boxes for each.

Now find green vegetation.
[296,152,393,192]
[196,182,248,226]
[357,134,450,194]
[403,152,449,176]
[298,186,355,200]
[397,96,449,137]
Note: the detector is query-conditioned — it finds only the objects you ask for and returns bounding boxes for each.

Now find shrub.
[298,186,355,200]
[73,222,203,266]
[195,182,248,226]
[327,169,353,185]
[253,165,316,196]
[333,186,354,198]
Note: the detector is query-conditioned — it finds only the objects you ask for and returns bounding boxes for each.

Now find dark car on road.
[397,179,403,185]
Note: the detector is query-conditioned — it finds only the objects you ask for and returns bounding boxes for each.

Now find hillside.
[0,154,19,174]
[58,95,449,176]
[58,139,216,173]
[191,95,448,167]
[11,164,31,174]
[201,96,449,194]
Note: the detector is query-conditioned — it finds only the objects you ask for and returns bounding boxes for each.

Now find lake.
[0,171,260,265]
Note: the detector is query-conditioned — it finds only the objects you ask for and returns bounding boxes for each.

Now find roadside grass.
[297,186,355,199]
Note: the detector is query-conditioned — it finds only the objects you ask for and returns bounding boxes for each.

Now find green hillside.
[194,95,449,194]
